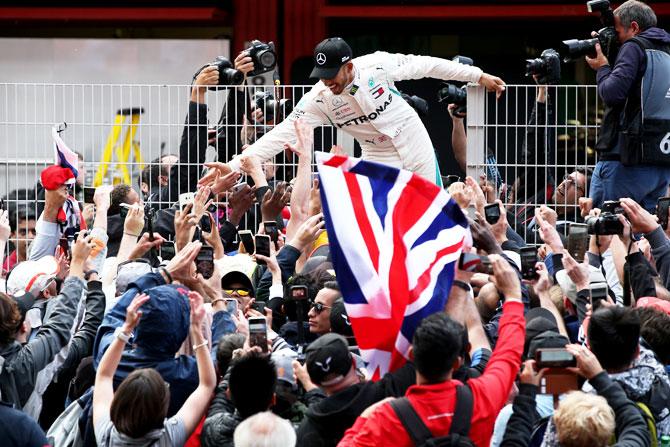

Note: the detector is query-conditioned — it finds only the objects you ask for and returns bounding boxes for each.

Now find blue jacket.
[92,272,197,416]
[597,27,670,106]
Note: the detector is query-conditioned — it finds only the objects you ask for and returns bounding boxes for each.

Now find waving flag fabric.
[52,124,79,179]
[316,153,468,380]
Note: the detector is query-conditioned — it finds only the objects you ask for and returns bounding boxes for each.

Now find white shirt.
[229,51,483,182]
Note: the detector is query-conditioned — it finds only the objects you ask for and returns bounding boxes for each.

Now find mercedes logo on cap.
[316,53,327,65]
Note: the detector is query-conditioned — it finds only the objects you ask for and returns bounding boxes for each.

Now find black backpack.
[389,384,475,447]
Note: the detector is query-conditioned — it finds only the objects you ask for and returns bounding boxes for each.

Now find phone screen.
[568,223,589,262]
[83,187,96,204]
[196,245,214,279]
[484,203,501,225]
[520,246,539,280]
[239,230,255,254]
[536,348,576,368]
[290,285,308,301]
[254,235,271,265]
[248,317,268,353]
[264,221,278,242]
[179,192,195,211]
[657,197,670,230]
[160,241,176,261]
[590,284,608,311]
[465,205,477,221]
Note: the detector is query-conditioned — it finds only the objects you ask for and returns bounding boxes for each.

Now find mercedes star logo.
[316,53,327,65]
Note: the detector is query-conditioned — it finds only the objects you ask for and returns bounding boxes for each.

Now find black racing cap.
[305,333,353,386]
[310,37,353,80]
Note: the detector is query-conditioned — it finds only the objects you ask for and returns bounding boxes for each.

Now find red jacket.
[337,300,525,447]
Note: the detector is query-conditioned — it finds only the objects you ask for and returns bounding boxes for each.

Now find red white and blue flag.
[316,153,468,380]
[52,124,79,179]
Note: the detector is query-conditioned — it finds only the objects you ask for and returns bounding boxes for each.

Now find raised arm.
[227,87,326,171]
[286,119,315,239]
[93,292,149,429]
[175,291,217,435]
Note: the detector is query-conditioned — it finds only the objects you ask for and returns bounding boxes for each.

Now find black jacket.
[500,383,540,446]
[296,362,416,447]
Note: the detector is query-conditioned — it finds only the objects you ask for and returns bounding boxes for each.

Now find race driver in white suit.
[225,37,506,185]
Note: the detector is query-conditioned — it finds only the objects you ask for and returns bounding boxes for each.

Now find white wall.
[0,38,231,196]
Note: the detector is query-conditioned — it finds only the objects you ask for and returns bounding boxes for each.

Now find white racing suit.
[229,51,483,184]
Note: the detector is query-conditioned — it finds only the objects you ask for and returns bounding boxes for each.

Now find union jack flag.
[316,153,468,380]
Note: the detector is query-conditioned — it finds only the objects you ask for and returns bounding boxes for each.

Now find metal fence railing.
[466,84,599,239]
[0,82,599,262]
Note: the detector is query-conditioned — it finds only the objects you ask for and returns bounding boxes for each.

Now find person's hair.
[412,313,464,383]
[615,0,657,31]
[159,154,178,176]
[9,206,37,232]
[588,306,640,371]
[323,280,340,292]
[139,164,162,192]
[548,285,566,316]
[228,352,277,419]
[636,306,670,364]
[109,184,133,215]
[574,167,593,192]
[553,391,615,447]
[0,293,21,346]
[233,411,296,447]
[110,368,170,438]
[216,333,246,377]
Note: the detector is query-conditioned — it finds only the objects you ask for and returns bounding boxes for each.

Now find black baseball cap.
[329,298,354,338]
[310,37,353,80]
[305,333,353,386]
[11,291,36,324]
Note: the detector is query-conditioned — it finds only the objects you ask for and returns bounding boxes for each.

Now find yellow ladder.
[93,107,145,186]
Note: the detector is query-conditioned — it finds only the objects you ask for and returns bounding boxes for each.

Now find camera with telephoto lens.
[437,55,473,117]
[438,84,467,116]
[253,91,294,122]
[247,40,277,77]
[525,48,561,85]
[562,0,619,62]
[195,57,244,90]
[585,200,624,235]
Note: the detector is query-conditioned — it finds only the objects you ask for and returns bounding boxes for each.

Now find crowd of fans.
[2,1,670,446]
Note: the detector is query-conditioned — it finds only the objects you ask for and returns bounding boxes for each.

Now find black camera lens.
[247,40,278,77]
[561,38,599,62]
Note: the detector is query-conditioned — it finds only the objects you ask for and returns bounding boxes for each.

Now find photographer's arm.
[449,107,467,173]
[227,87,326,172]
[592,42,644,106]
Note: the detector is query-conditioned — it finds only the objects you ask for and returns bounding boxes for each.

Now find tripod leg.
[94,113,125,186]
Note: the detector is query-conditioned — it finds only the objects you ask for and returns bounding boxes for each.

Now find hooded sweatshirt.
[596,27,670,106]
[295,362,415,447]
[583,345,670,439]
[93,273,198,416]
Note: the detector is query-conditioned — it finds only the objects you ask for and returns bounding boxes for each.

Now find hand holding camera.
[562,250,590,291]
[565,343,604,380]
[234,51,255,76]
[620,197,659,235]
[123,204,145,237]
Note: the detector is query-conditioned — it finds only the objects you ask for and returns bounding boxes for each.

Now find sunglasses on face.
[311,302,332,314]
[223,288,251,297]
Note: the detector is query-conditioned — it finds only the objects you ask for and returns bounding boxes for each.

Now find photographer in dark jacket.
[587,0,670,212]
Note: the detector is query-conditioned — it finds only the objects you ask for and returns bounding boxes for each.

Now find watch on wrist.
[452,280,471,293]
[114,327,133,344]
[84,270,98,281]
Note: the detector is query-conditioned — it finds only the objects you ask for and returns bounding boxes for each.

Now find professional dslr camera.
[562,0,619,62]
[525,48,561,85]
[194,56,244,90]
[253,91,294,122]
[438,84,467,117]
[247,40,277,77]
[585,200,624,235]
[437,55,473,117]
